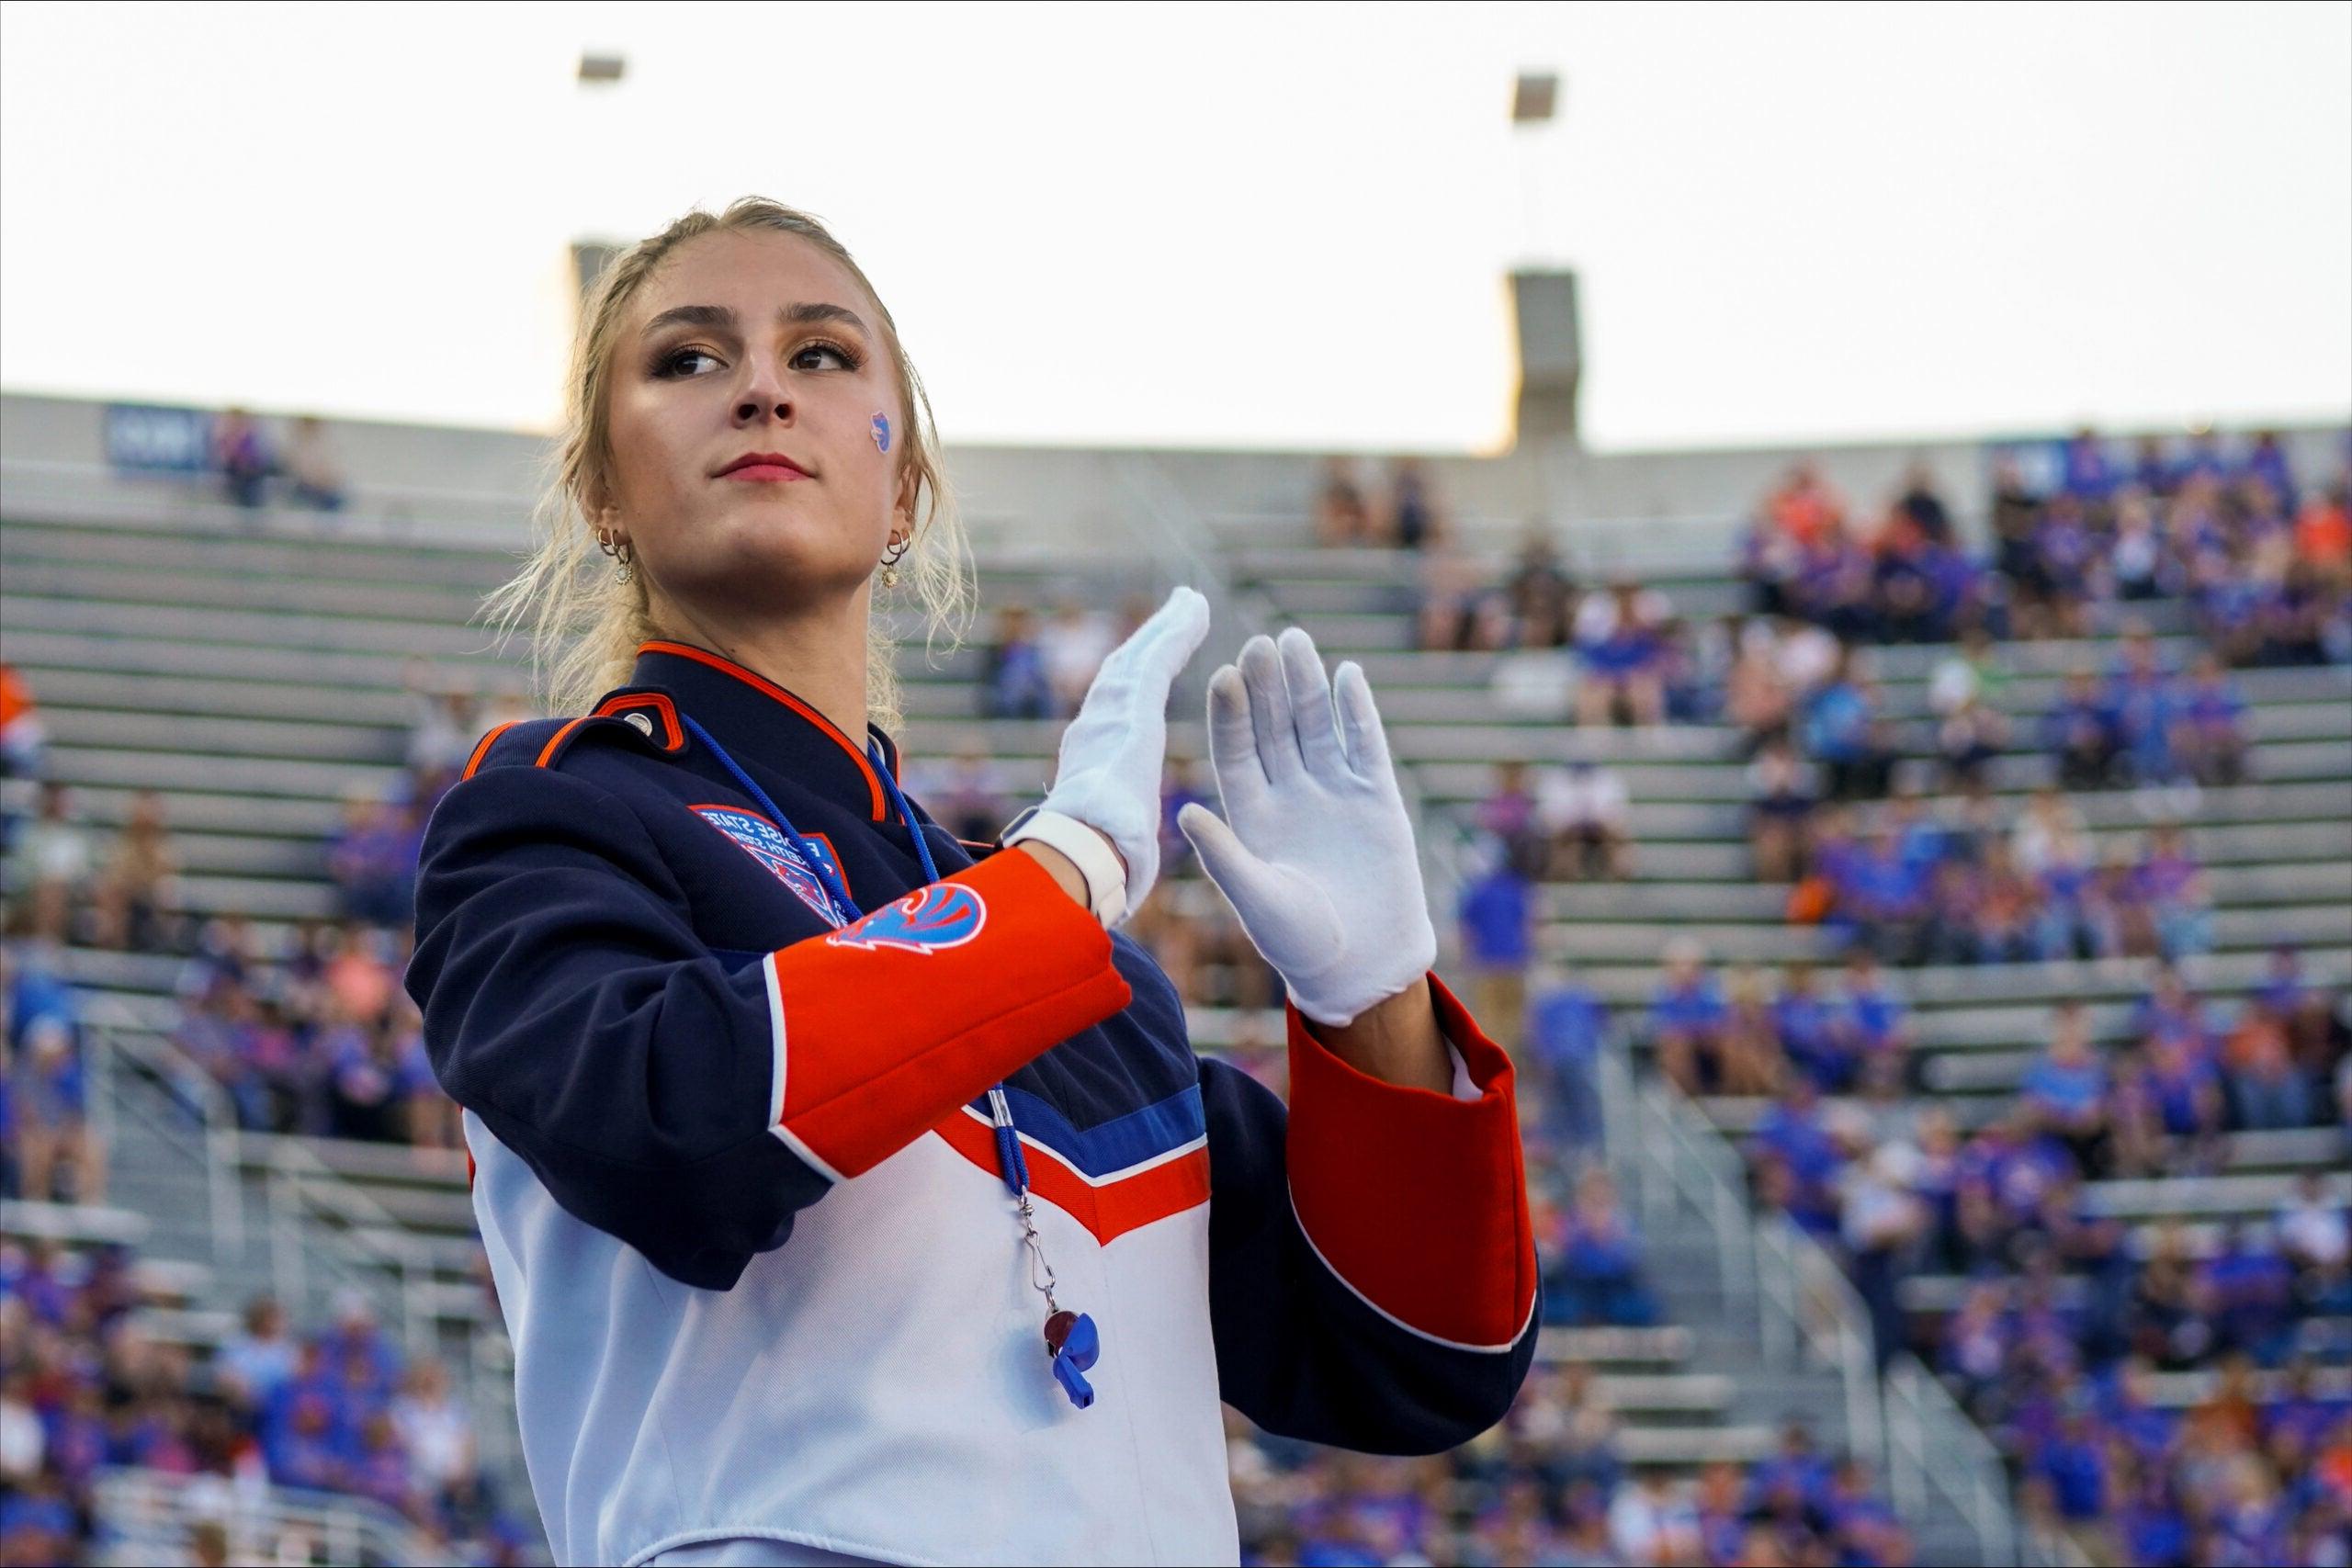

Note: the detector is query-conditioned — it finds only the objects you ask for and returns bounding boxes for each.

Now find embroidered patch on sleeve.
[825,883,986,954]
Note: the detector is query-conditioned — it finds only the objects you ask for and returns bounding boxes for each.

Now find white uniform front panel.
[466,1111,1235,1567]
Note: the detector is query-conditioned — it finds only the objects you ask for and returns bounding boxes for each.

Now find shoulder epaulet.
[459,693,688,781]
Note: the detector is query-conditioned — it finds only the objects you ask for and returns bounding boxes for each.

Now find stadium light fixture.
[1511,72,1558,126]
[578,51,627,85]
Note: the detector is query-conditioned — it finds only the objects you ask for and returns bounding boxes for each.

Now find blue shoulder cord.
[674,710,1102,1410]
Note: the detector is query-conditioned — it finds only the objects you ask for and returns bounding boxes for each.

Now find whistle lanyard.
[676,711,1102,1410]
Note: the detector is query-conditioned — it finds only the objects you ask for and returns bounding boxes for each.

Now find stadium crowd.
[1580,429,2352,1568]
[1226,1407,1915,1567]
[5,423,2347,1563]
[2,656,534,1560]
[3,666,1922,1564]
[1385,426,2352,1565]
[1218,1021,1921,1566]
[0,1235,534,1566]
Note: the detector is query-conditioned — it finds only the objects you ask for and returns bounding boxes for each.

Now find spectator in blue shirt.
[2096,1359,2180,1466]
[266,1387,350,1492]
[2104,620,2186,784]
[2117,1029,2227,1170]
[1831,950,1912,1083]
[218,1295,300,1409]
[1545,1167,1658,1327]
[1751,1077,1845,1235]
[2033,1404,2113,1521]
[1799,655,1896,803]
[2170,428,2231,492]
[2059,427,2117,504]
[2177,649,2250,786]
[1745,1422,1836,1517]
[212,406,275,510]
[2203,1235,2296,1361]
[1873,514,1954,644]
[1838,823,1934,969]
[7,1010,102,1204]
[2044,668,2121,790]
[1456,837,1532,1053]
[1826,1459,1911,1566]
[1524,965,1608,1150]
[0,1477,78,1568]
[2032,496,2100,639]
[4,945,77,1054]
[326,788,423,930]
[2132,962,2211,1050]
[1573,579,1671,728]
[2133,823,2213,961]
[1953,1111,2074,1267]
[1770,960,1844,1092]
[2021,1003,2113,1177]
[2243,430,2297,506]
[2256,944,2310,1019]
[1650,938,1731,1094]
[980,603,1053,720]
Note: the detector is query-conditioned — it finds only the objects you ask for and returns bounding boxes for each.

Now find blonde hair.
[483,197,973,733]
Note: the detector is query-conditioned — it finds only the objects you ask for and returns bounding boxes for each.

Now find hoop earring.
[598,530,636,586]
[878,534,910,590]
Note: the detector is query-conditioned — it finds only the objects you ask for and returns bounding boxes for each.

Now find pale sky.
[3,0,2347,453]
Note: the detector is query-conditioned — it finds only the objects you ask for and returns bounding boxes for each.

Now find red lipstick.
[717,452,811,482]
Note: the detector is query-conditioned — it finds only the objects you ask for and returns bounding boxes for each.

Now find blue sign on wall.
[103,403,216,475]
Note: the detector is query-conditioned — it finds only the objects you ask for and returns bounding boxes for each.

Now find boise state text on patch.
[694,806,845,927]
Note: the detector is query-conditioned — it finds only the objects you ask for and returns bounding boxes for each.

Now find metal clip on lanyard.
[677,711,1102,1410]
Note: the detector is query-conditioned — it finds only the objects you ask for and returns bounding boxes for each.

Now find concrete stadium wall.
[4,391,2344,564]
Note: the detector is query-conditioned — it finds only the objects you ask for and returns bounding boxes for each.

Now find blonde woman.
[405,199,1537,1568]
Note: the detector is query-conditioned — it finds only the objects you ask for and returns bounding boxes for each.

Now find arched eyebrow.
[639,302,871,338]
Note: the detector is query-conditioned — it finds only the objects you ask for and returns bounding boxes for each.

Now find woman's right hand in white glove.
[1033,586,1211,915]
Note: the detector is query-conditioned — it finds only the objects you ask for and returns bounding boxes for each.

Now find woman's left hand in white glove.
[1176,627,1438,1029]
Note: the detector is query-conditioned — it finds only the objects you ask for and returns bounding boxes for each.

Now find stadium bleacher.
[4,401,2347,1565]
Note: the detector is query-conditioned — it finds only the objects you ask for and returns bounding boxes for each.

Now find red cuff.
[770,848,1132,1179]
[1284,971,1539,1351]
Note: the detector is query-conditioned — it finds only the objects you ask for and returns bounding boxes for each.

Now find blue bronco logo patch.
[825,883,986,954]
[693,806,845,927]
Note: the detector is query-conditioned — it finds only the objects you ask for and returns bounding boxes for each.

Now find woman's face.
[600,229,910,617]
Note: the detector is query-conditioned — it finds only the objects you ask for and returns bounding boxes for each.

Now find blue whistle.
[1046,1310,1100,1409]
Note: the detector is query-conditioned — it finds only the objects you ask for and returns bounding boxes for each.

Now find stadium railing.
[81,994,246,1260]
[1602,1032,2026,1566]
[75,1004,530,1497]
[90,1465,431,1568]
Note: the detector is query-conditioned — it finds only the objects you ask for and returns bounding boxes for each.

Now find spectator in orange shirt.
[0,664,33,746]
[324,921,397,1024]
[2293,485,2351,587]
[0,663,43,863]
[1766,461,1846,548]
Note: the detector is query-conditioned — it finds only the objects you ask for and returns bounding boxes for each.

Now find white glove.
[1035,586,1211,917]
[1177,627,1437,1027]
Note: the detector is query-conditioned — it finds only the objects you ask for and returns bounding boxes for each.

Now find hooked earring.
[879,533,910,589]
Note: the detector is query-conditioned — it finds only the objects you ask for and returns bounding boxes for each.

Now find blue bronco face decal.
[693,806,845,927]
[825,883,986,954]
